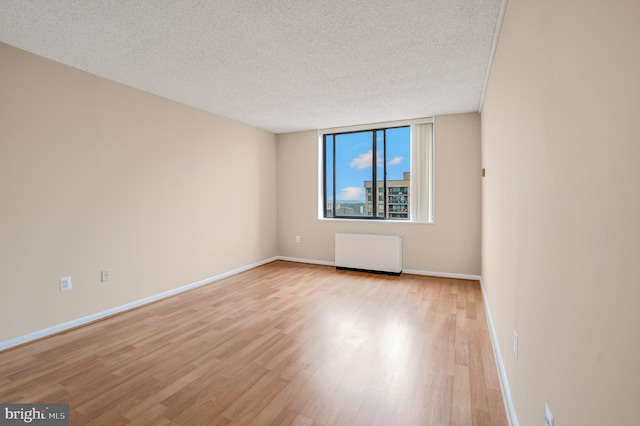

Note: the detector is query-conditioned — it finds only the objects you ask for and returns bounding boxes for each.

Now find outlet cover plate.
[59,276,72,292]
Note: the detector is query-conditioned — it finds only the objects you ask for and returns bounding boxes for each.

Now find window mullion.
[332,136,336,218]
[383,129,387,219]
[371,131,377,218]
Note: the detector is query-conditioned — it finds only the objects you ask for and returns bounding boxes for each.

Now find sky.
[326,126,410,202]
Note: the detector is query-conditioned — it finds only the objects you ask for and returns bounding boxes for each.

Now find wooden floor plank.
[0,261,507,425]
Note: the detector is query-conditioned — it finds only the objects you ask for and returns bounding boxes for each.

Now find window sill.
[317,217,434,225]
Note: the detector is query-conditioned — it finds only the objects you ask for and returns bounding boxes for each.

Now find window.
[389,186,408,195]
[320,118,433,222]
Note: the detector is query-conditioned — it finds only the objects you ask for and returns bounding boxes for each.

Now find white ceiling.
[0,0,504,134]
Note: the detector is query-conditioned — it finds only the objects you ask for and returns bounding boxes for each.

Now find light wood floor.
[0,261,507,425]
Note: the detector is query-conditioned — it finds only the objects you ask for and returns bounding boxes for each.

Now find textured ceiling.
[0,0,504,134]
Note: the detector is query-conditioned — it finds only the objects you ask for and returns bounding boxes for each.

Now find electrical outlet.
[101,270,110,282]
[544,403,554,426]
[513,331,519,359]
[295,235,301,243]
[59,276,72,292]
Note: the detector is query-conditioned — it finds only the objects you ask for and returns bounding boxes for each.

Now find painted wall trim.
[479,277,519,426]
[0,256,279,352]
[478,0,509,113]
[278,256,481,281]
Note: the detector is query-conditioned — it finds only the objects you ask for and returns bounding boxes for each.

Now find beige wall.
[481,0,640,424]
[277,113,481,275]
[0,43,278,342]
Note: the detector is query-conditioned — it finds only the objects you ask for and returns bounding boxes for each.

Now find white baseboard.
[0,256,279,352]
[277,256,481,281]
[276,256,335,267]
[479,277,518,426]
[402,268,481,281]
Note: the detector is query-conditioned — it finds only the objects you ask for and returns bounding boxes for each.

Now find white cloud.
[340,186,364,200]
[351,150,386,168]
[350,150,373,169]
[387,156,404,166]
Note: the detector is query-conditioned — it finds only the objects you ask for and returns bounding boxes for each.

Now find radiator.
[335,233,403,275]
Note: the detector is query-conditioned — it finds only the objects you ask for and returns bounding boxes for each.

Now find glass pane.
[324,135,334,217]
[376,130,385,218]
[386,127,411,219]
[335,131,373,217]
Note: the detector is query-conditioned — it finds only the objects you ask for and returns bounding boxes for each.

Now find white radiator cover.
[335,233,403,274]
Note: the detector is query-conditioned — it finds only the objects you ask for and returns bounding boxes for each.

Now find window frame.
[318,117,434,223]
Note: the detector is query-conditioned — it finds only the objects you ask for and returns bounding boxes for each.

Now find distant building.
[326,202,365,217]
[364,172,410,219]
[336,205,355,216]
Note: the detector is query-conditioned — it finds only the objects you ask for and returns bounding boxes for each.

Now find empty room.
[1,0,639,425]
